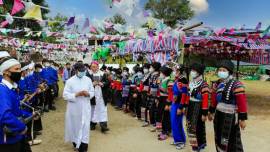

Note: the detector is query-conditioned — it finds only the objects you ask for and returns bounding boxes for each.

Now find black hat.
[151,62,161,71]
[100,65,107,71]
[160,66,172,77]
[190,63,205,75]
[137,67,143,73]
[74,62,86,72]
[133,65,140,73]
[219,60,234,74]
[143,63,150,69]
[35,64,43,69]
[116,68,122,75]
[123,67,129,72]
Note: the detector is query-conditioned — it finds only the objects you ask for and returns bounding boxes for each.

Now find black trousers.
[156,96,167,123]
[0,138,32,152]
[162,110,171,135]
[148,96,157,125]
[45,86,54,108]
[129,90,136,113]
[135,93,142,119]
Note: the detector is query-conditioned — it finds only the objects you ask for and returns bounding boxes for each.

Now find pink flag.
[229,28,235,35]
[215,28,226,36]
[11,0,25,15]
[0,20,9,28]
[0,0,3,5]
[90,25,97,33]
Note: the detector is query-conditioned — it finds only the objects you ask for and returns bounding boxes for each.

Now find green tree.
[145,0,194,27]
[109,13,126,25]
[0,0,49,35]
[48,13,67,32]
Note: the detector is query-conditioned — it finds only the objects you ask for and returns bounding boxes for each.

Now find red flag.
[229,28,235,35]
[11,0,25,15]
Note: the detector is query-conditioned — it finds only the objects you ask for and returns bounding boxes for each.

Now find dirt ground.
[32,81,270,152]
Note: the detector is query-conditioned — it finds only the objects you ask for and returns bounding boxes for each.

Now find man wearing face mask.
[18,62,43,146]
[41,59,57,111]
[63,63,72,84]
[148,62,161,132]
[0,57,33,152]
[129,65,144,119]
[141,63,151,127]
[0,51,11,82]
[157,66,173,141]
[63,62,94,152]
[209,60,247,152]
[119,67,131,111]
[186,63,209,152]
[170,64,188,149]
[87,61,110,133]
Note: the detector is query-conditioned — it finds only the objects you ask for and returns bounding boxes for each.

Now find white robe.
[63,75,94,148]
[91,71,108,123]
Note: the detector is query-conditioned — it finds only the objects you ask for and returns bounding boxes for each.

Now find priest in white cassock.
[63,62,94,152]
[86,61,110,133]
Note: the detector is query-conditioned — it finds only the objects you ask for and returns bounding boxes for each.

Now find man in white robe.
[87,61,110,133]
[63,62,94,152]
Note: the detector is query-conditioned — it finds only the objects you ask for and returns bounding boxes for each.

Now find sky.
[45,0,270,29]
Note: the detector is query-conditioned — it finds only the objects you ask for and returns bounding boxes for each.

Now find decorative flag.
[255,22,262,31]
[0,0,3,5]
[82,18,90,30]
[240,24,246,30]
[11,0,25,15]
[90,25,98,33]
[215,28,226,36]
[23,5,42,20]
[261,25,270,38]
[66,16,75,26]
[229,28,235,35]
[0,21,9,28]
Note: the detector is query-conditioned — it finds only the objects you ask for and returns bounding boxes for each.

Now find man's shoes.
[49,106,56,111]
[101,127,109,133]
[90,125,96,130]
[29,139,42,146]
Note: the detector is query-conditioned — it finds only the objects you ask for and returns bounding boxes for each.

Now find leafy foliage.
[145,0,194,27]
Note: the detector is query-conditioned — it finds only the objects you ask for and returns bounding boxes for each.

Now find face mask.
[45,63,50,67]
[123,71,128,76]
[77,71,86,78]
[190,71,198,79]
[137,72,143,78]
[38,69,42,73]
[159,73,165,79]
[143,68,149,74]
[218,71,229,79]
[149,68,155,73]
[172,71,176,76]
[27,71,32,76]
[9,71,22,83]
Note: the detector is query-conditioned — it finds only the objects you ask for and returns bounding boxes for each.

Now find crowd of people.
[60,59,248,152]
[0,50,60,152]
[0,48,248,152]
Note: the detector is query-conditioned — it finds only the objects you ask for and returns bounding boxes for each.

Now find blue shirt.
[41,67,57,85]
[0,80,29,144]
